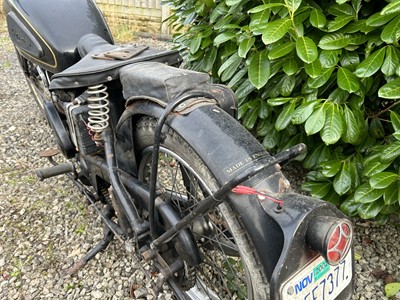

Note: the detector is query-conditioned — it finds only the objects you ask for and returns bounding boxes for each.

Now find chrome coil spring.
[87,84,110,134]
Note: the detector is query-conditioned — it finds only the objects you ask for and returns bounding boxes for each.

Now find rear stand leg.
[61,226,114,276]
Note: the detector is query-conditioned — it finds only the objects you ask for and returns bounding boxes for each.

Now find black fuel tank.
[3,0,113,73]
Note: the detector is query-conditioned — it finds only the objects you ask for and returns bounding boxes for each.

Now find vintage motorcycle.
[3,0,355,299]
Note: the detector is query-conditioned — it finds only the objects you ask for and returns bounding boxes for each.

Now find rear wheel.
[134,117,269,299]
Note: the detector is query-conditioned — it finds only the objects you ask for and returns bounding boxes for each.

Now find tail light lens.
[306,216,353,266]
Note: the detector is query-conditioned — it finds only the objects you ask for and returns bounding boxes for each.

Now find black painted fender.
[115,99,354,299]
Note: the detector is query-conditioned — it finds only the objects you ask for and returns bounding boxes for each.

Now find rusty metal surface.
[92,45,149,60]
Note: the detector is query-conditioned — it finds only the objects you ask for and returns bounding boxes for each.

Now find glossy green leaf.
[321,160,342,177]
[214,17,234,31]
[369,118,385,139]
[382,46,399,76]
[340,52,360,71]
[249,10,271,35]
[227,68,247,88]
[305,104,326,135]
[337,67,360,93]
[262,18,291,45]
[357,199,384,219]
[275,101,296,131]
[327,88,349,103]
[243,107,259,129]
[327,15,354,32]
[292,101,318,124]
[283,57,299,75]
[381,15,400,44]
[390,111,400,132]
[328,3,353,16]
[267,97,293,106]
[381,0,400,15]
[302,181,331,198]
[279,75,296,96]
[355,183,385,203]
[342,105,360,144]
[370,172,399,189]
[319,50,342,68]
[378,78,400,99]
[307,67,335,89]
[340,197,360,217]
[310,8,326,29]
[257,119,271,136]
[209,3,227,23]
[237,103,249,120]
[303,144,324,169]
[383,182,399,205]
[296,37,318,63]
[214,32,236,46]
[248,3,284,13]
[381,203,400,214]
[285,0,302,14]
[226,0,242,6]
[202,47,217,72]
[269,59,287,78]
[214,15,233,30]
[248,52,270,89]
[218,53,242,81]
[323,189,340,206]
[380,140,400,163]
[236,79,256,101]
[334,167,351,195]
[352,0,362,13]
[393,130,400,140]
[258,100,269,119]
[268,42,296,59]
[366,12,396,27]
[318,33,350,50]
[344,19,370,34]
[262,125,279,149]
[348,33,368,46]
[305,60,322,78]
[190,35,202,54]
[349,156,361,189]
[363,158,390,177]
[321,104,344,145]
[373,214,389,225]
[355,48,386,78]
[238,37,255,58]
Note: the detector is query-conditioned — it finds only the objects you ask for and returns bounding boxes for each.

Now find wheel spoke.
[136,128,258,299]
[153,152,247,297]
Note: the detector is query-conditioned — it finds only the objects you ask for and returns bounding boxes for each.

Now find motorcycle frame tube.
[115,100,354,299]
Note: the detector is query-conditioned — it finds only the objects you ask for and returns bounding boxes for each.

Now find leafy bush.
[164,0,400,222]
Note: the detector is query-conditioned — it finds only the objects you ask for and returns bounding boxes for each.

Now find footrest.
[36,162,75,181]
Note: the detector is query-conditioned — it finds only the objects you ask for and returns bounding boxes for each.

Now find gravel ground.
[0,17,399,300]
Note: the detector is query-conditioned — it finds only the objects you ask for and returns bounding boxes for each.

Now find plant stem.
[371,100,400,119]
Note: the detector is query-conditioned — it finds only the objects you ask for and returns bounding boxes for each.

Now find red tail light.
[306,217,353,266]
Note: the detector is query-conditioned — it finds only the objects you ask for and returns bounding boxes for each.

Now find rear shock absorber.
[87,84,110,143]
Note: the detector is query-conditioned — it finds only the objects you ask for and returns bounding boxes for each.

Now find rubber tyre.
[134,116,270,299]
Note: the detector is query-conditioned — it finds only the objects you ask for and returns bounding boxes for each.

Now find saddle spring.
[86,84,110,142]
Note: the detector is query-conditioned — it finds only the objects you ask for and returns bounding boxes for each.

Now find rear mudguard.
[115,100,354,299]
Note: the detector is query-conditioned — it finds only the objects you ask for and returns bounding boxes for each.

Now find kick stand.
[61,226,114,276]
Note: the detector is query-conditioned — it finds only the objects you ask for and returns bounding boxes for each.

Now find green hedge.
[164,0,400,223]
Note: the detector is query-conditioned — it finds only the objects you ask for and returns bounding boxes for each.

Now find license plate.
[280,250,352,300]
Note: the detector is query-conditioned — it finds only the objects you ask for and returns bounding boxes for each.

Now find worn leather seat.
[49,34,181,90]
